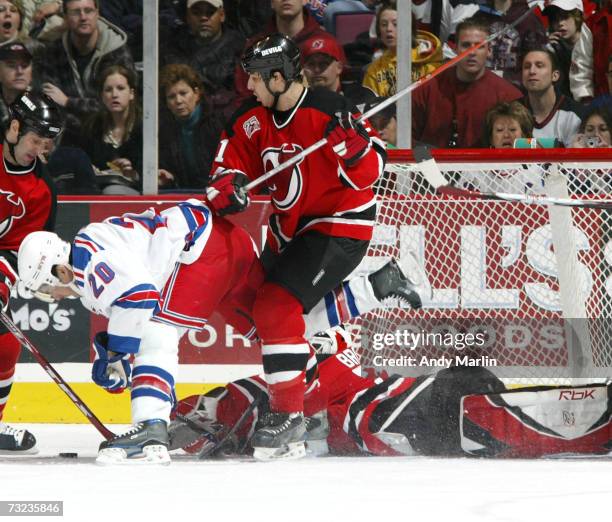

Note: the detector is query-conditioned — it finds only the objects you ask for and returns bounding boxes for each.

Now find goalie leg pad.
[461,383,612,457]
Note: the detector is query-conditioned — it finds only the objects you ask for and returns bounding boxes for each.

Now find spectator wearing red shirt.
[412,17,522,148]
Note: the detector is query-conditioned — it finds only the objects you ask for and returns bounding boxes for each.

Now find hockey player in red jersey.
[171,328,612,459]
[0,92,65,454]
[205,33,387,460]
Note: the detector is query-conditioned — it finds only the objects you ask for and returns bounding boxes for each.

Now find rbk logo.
[558,389,596,400]
[0,189,26,238]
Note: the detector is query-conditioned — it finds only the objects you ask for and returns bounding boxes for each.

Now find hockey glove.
[325,111,371,167]
[91,331,131,394]
[0,257,18,311]
[205,170,250,217]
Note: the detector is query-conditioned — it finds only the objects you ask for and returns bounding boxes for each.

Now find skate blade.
[305,439,329,457]
[96,444,171,466]
[253,441,306,461]
[0,447,39,456]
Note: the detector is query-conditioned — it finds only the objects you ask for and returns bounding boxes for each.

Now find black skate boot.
[0,423,37,455]
[369,255,431,309]
[304,410,329,456]
[251,412,306,461]
[96,419,170,465]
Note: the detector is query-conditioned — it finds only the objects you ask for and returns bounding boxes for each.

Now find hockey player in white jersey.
[17,200,430,465]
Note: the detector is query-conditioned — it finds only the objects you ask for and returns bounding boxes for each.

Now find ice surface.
[1,424,611,521]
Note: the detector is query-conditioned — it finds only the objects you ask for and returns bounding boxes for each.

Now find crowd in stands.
[0,0,608,194]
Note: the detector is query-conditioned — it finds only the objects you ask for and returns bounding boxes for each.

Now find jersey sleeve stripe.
[113,284,160,310]
[72,233,105,274]
[107,333,140,353]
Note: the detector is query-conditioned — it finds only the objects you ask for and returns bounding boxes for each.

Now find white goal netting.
[356,149,612,385]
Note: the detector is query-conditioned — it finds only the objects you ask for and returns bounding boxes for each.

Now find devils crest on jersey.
[262,144,304,211]
[0,189,26,238]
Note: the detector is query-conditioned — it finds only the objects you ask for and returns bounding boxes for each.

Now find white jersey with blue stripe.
[70,199,213,354]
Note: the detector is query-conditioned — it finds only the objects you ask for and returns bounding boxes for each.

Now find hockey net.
[356,149,612,386]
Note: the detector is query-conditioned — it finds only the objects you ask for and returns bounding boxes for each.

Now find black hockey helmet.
[241,33,302,84]
[9,91,65,141]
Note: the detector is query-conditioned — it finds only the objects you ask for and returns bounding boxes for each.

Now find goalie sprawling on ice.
[171,327,612,459]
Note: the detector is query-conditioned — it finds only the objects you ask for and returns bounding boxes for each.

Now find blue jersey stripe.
[343,281,360,318]
[107,333,140,354]
[324,292,339,327]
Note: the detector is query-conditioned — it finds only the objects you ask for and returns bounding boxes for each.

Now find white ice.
[1,424,611,522]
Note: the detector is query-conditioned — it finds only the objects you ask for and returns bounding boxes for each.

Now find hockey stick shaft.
[0,309,114,440]
[415,148,612,209]
[233,5,539,193]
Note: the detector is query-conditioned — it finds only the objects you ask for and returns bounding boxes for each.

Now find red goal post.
[357,148,612,385]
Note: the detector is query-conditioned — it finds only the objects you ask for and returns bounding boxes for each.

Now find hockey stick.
[413,146,612,210]
[208,4,539,196]
[198,392,261,459]
[0,309,115,440]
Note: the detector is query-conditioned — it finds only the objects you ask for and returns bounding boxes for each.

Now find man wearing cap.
[543,0,594,102]
[302,33,376,110]
[0,42,33,133]
[160,0,244,119]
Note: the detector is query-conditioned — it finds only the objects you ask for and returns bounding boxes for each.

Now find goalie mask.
[17,231,77,303]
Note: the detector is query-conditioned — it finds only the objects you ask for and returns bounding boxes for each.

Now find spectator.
[0,42,33,131]
[521,48,584,146]
[79,64,142,194]
[0,0,22,44]
[160,0,243,120]
[158,63,224,190]
[306,0,374,33]
[412,18,522,148]
[483,100,534,148]
[20,1,65,41]
[234,0,328,104]
[543,0,594,102]
[571,105,611,147]
[364,4,443,96]
[586,0,611,98]
[570,106,611,193]
[40,0,134,145]
[475,0,547,89]
[458,101,543,193]
[302,32,376,108]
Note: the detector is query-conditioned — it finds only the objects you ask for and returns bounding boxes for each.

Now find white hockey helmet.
[17,231,71,302]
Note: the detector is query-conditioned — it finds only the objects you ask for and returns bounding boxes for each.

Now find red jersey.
[211,87,386,253]
[0,145,56,279]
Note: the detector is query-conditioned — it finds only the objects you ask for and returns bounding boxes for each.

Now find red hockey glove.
[0,257,17,311]
[205,170,250,217]
[325,111,372,167]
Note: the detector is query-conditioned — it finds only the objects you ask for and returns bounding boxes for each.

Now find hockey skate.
[96,419,170,465]
[369,255,431,309]
[304,410,329,456]
[0,423,37,455]
[251,412,306,461]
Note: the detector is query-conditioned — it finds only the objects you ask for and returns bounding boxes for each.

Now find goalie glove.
[325,111,371,167]
[91,331,131,393]
[205,169,250,217]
